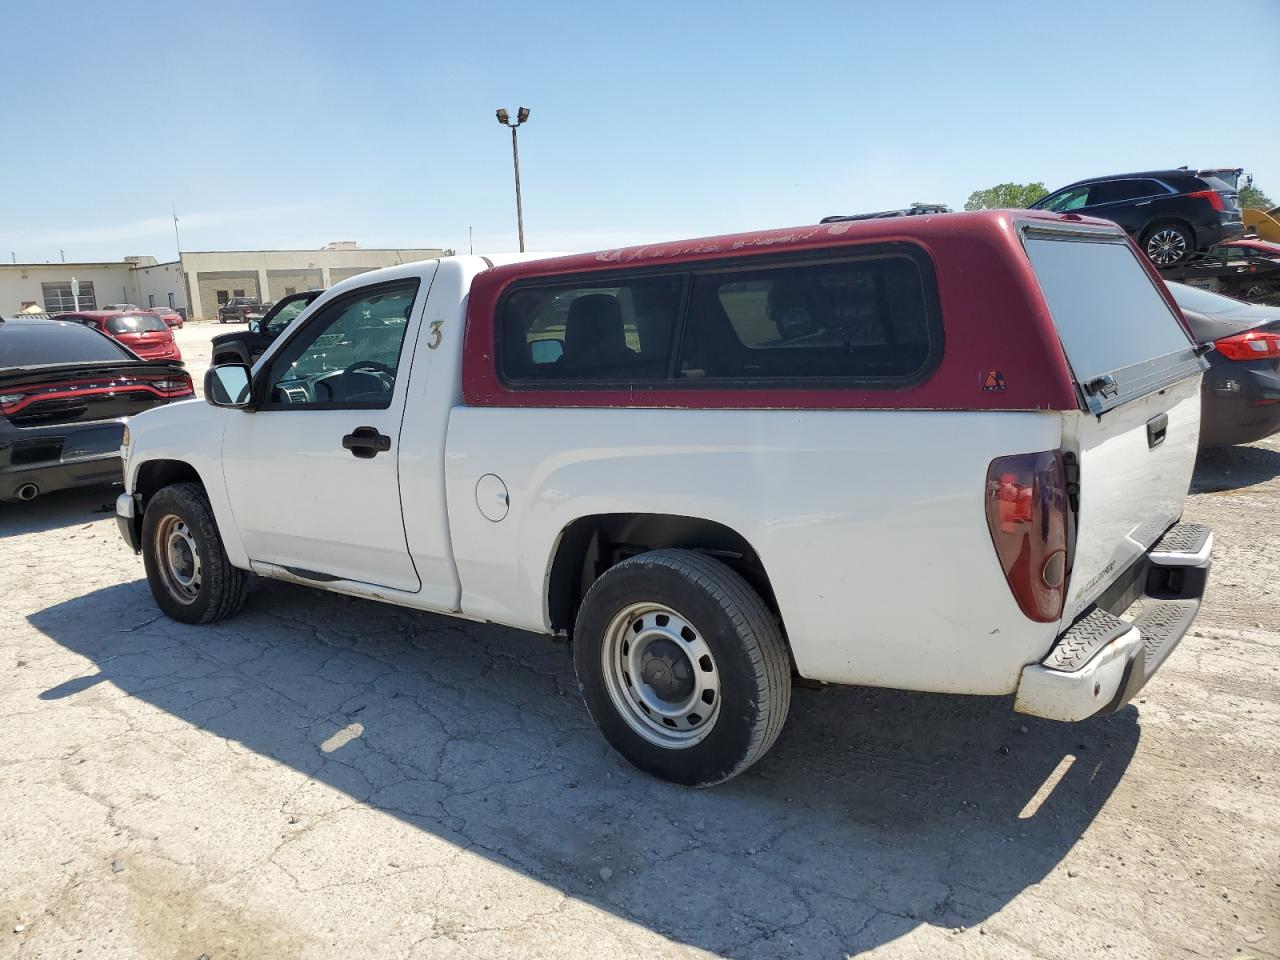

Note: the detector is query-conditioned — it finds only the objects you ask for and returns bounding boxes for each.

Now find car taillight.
[1187,189,1226,212]
[152,376,195,397]
[985,451,1071,623]
[1214,329,1280,361]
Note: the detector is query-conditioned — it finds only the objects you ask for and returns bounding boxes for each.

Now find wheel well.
[134,459,203,512]
[547,513,782,634]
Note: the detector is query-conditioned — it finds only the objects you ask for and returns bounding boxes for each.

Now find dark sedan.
[1167,282,1280,448]
[0,317,193,502]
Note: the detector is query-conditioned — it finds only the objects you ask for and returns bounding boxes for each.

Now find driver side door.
[221,272,434,592]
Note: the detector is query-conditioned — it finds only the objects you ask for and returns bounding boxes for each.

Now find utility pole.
[172,203,182,259]
[494,107,531,252]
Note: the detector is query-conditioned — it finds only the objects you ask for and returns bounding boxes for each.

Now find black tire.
[141,481,249,624]
[573,549,791,786]
[1141,221,1195,267]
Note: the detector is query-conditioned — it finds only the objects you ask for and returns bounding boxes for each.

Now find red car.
[149,306,184,329]
[52,311,183,361]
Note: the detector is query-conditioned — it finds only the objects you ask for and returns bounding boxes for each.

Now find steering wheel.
[338,360,395,401]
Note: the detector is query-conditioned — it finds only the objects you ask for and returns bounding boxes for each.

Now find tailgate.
[1022,227,1208,622]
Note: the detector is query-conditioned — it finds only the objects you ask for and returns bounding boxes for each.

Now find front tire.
[141,482,249,624]
[1142,222,1195,266]
[573,549,791,786]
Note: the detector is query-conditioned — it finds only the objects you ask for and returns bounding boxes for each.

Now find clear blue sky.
[2,0,1277,263]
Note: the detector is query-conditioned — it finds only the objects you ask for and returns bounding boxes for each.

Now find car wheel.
[1143,222,1195,266]
[573,549,791,786]
[141,481,249,624]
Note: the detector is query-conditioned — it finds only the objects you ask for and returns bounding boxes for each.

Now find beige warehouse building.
[2,242,446,321]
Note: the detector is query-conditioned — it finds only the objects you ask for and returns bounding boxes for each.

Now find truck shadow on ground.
[31,578,1140,958]
[1192,441,1280,493]
[0,485,118,537]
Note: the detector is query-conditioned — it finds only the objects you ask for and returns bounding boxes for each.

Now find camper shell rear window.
[1022,228,1204,414]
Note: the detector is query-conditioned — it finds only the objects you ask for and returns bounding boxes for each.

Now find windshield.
[107,314,168,334]
[265,298,312,334]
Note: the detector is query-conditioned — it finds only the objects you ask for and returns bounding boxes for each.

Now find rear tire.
[141,482,249,624]
[573,549,791,786]
[1142,221,1195,266]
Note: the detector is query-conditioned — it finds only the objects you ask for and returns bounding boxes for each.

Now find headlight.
[121,425,131,451]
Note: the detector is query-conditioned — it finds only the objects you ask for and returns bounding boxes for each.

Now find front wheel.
[573,549,791,786]
[1143,222,1195,266]
[141,482,249,624]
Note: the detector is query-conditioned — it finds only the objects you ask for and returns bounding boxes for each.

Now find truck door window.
[499,276,683,382]
[261,279,420,408]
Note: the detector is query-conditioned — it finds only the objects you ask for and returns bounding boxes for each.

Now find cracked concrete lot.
[1,322,1278,959]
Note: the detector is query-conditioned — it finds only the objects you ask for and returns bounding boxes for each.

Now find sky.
[2,0,1278,264]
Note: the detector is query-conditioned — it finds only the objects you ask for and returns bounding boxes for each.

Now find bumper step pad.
[1149,522,1212,565]
[1044,607,1130,673]
[1132,598,1199,675]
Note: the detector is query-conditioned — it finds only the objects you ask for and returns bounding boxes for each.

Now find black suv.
[210,290,322,366]
[1030,168,1244,266]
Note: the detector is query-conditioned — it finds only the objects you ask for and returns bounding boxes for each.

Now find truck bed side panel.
[444,407,1063,696]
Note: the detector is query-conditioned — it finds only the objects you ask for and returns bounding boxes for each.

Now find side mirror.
[247,319,261,334]
[530,338,564,365]
[205,364,252,409]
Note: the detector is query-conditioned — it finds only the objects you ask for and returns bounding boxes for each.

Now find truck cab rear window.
[497,251,939,387]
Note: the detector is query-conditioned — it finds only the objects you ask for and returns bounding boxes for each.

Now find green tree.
[963,182,1048,211]
[1239,181,1274,210]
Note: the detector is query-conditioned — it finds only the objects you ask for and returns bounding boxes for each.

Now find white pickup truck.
[116,211,1213,786]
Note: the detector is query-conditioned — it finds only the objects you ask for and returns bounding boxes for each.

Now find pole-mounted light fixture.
[495,107,531,251]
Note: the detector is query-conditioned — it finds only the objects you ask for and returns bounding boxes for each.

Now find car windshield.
[107,314,168,334]
[265,298,311,334]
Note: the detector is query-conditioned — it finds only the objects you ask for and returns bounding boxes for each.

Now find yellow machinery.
[1244,206,1280,243]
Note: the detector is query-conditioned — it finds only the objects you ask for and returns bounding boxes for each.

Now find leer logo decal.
[982,369,1007,392]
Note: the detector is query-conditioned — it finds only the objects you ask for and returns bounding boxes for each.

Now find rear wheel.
[1142,222,1195,266]
[573,549,791,786]
[142,482,248,624]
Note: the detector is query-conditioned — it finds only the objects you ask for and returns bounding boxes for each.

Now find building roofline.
[1,261,142,268]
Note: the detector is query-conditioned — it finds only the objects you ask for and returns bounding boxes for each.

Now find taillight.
[1187,189,1226,212]
[1214,329,1280,361]
[985,451,1071,623]
[153,375,195,397]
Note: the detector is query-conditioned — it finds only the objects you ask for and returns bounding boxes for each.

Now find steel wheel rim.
[1147,229,1187,265]
[154,514,202,605]
[601,602,721,749]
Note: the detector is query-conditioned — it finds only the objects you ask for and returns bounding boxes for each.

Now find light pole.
[495,107,530,251]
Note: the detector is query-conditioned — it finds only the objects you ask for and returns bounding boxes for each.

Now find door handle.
[1147,413,1168,449]
[342,426,391,458]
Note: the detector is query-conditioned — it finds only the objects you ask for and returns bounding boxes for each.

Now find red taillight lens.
[1214,329,1280,361]
[985,451,1071,623]
[1187,189,1226,212]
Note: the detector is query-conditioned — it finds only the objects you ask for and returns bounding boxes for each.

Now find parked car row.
[0,316,193,502]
